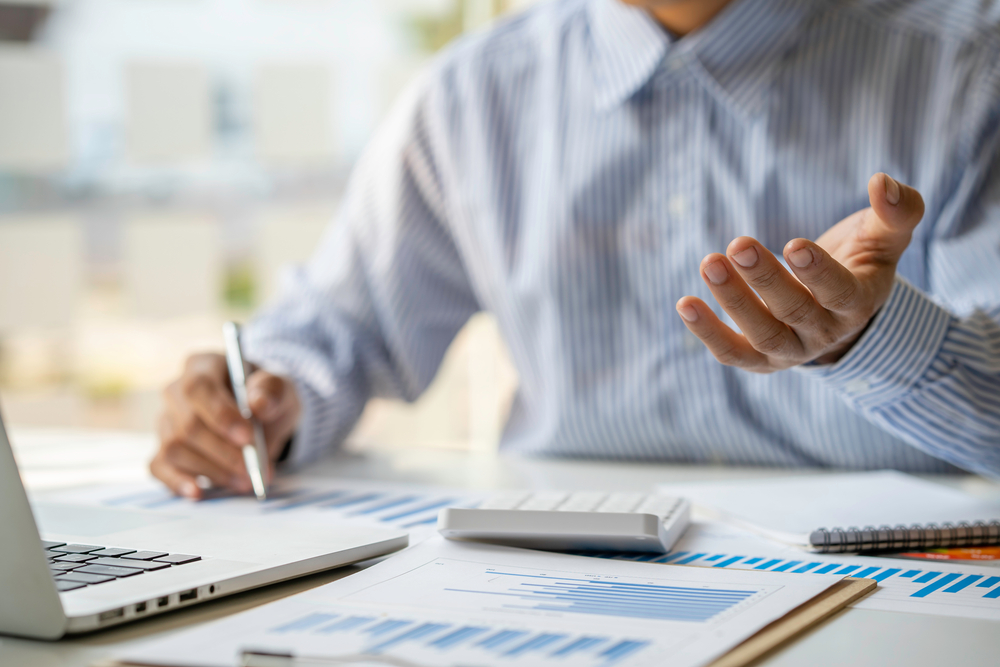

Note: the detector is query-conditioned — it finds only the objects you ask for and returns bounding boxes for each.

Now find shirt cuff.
[795,276,954,410]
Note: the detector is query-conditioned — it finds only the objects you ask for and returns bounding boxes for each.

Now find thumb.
[862,172,925,259]
[246,371,290,422]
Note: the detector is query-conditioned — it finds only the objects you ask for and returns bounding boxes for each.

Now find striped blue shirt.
[245,0,1000,477]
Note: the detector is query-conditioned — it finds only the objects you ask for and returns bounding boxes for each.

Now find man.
[153,0,1000,499]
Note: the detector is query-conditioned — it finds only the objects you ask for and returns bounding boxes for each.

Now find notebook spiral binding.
[808,521,1000,553]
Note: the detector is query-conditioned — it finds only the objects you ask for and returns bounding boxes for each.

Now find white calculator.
[437,491,691,553]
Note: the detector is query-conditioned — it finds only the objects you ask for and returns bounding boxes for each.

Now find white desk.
[4,429,1000,666]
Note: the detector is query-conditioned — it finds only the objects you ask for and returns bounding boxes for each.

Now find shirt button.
[669,194,689,219]
[667,58,685,72]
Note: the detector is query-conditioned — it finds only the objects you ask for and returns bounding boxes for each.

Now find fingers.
[152,353,303,499]
[182,354,253,446]
[858,173,925,263]
[699,253,805,361]
[160,393,250,483]
[247,371,292,422]
[156,403,252,494]
[675,296,772,371]
[247,370,302,459]
[150,451,201,500]
[782,238,870,322]
[726,238,840,343]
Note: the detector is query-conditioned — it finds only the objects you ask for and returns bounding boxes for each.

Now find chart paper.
[116,537,845,667]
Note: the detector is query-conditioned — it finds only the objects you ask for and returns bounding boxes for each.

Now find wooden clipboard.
[706,577,877,667]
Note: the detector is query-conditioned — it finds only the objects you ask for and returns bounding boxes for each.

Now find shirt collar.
[588,0,671,112]
[588,0,823,117]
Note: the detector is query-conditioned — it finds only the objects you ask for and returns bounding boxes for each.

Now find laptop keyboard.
[42,540,201,592]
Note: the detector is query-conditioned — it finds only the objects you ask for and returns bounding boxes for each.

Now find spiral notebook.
[660,471,1000,554]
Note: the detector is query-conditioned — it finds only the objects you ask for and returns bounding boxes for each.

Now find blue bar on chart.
[714,556,744,568]
[900,570,920,578]
[351,496,418,515]
[985,586,1000,599]
[321,492,383,509]
[854,567,880,579]
[743,557,763,565]
[600,640,650,663]
[914,572,941,584]
[381,498,457,522]
[912,573,962,598]
[793,563,821,573]
[452,571,759,622]
[814,564,842,574]
[478,630,528,650]
[943,575,982,593]
[369,623,451,653]
[871,569,900,583]
[977,576,1000,588]
[318,616,375,634]
[754,559,783,570]
[551,637,608,657]
[704,554,724,562]
[268,490,348,512]
[504,633,567,657]
[675,553,707,565]
[428,626,488,650]
[771,561,802,572]
[365,620,412,637]
[272,612,338,634]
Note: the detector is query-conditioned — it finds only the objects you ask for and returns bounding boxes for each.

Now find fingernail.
[181,481,198,499]
[789,247,813,268]
[704,261,728,285]
[677,304,699,322]
[884,174,900,206]
[731,247,758,268]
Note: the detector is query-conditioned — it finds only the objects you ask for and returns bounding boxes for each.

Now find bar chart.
[261,608,652,665]
[89,479,483,531]
[345,556,770,631]
[443,570,759,621]
[579,530,1000,621]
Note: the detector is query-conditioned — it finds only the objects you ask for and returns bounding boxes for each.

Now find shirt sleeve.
[798,108,1000,478]
[240,70,479,468]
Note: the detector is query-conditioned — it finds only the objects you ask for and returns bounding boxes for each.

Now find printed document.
[115,537,846,667]
[591,521,1000,621]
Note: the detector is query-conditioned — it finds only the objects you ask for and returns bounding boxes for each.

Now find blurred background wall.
[0,0,527,452]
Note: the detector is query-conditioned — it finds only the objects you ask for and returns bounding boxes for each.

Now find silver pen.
[223,321,269,501]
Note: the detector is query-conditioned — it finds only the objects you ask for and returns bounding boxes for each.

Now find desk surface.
[4,429,1000,666]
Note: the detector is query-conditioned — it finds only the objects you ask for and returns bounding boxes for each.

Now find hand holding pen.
[151,331,302,500]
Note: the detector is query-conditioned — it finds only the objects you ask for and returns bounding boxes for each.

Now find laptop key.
[90,548,137,558]
[50,561,85,571]
[60,571,115,585]
[50,544,104,554]
[76,564,144,578]
[55,580,87,592]
[120,550,169,561]
[90,557,170,571]
[155,554,201,565]
[42,540,67,550]
[53,553,98,563]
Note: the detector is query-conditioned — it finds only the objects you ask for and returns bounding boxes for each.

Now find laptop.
[0,407,408,639]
